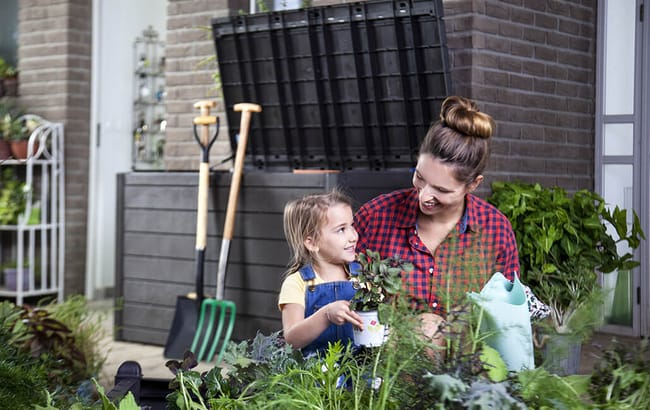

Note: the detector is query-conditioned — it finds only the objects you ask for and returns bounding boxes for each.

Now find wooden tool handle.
[222,103,262,240]
[193,100,217,250]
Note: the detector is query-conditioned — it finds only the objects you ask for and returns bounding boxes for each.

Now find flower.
[350,249,413,311]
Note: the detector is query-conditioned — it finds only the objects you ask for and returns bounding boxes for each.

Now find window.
[0,0,19,67]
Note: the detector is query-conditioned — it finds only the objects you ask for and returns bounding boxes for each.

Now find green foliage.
[0,57,17,78]
[0,324,49,408]
[350,250,414,312]
[0,101,41,141]
[48,295,108,382]
[166,331,305,408]
[517,367,590,409]
[480,345,508,382]
[162,300,548,409]
[588,338,650,408]
[0,168,28,224]
[487,181,645,336]
[0,297,108,409]
[0,112,22,141]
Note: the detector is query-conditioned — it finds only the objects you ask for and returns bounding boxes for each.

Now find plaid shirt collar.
[396,188,477,234]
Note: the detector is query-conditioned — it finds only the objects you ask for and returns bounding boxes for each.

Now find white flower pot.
[353,310,386,347]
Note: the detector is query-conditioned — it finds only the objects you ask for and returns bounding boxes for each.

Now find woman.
[354,96,519,326]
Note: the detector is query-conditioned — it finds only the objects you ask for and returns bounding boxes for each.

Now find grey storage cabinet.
[115,170,410,345]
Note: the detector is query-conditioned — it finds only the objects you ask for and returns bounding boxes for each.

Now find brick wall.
[165,0,247,171]
[17,0,92,295]
[443,0,597,192]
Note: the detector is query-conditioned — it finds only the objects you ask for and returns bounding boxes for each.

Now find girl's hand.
[325,300,364,330]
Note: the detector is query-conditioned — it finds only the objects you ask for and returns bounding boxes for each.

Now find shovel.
[189,102,262,364]
[163,100,220,359]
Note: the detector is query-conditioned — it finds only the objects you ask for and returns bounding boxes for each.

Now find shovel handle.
[193,100,218,308]
[193,100,218,250]
[193,101,220,162]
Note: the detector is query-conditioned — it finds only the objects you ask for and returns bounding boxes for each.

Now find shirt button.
[428,267,433,274]
[432,302,438,308]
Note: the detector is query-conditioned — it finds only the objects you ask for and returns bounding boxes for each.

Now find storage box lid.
[211,0,451,171]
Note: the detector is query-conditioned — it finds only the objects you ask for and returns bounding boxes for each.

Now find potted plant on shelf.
[349,249,413,347]
[0,99,22,159]
[0,57,19,97]
[5,116,41,160]
[0,100,41,160]
[2,260,32,291]
[487,181,645,374]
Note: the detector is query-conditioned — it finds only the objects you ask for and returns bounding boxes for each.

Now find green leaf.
[118,392,140,410]
[480,344,508,382]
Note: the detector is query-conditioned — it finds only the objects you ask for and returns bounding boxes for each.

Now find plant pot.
[0,139,10,159]
[0,75,18,97]
[10,140,38,160]
[3,268,30,291]
[542,333,582,376]
[353,310,386,347]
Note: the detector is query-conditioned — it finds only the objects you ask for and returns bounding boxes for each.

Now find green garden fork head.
[190,299,236,363]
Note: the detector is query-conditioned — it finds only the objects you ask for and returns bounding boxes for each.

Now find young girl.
[278,190,364,357]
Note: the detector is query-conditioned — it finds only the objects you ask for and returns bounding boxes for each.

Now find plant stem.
[471,306,484,354]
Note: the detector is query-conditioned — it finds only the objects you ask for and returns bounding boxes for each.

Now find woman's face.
[412,154,482,217]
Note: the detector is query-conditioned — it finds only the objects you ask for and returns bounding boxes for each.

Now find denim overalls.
[300,262,361,357]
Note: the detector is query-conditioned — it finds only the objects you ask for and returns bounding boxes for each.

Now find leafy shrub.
[0,306,49,408]
[163,301,536,410]
[0,297,108,408]
[487,181,644,338]
[588,338,650,408]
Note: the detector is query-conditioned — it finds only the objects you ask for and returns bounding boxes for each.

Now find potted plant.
[0,57,18,97]
[0,132,10,160]
[0,99,22,159]
[5,116,41,160]
[0,100,40,160]
[349,249,413,347]
[487,181,645,373]
[2,260,31,291]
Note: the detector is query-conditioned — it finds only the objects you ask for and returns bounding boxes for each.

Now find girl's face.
[309,203,358,265]
[412,153,482,218]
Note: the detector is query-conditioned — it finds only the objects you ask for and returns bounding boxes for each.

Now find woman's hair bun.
[439,96,494,140]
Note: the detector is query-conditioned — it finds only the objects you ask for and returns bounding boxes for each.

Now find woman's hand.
[419,312,446,361]
[325,300,364,330]
[419,312,445,341]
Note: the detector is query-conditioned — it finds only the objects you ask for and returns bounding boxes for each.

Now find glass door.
[595,0,647,336]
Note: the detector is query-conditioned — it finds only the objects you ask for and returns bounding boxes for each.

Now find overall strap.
[299,262,360,292]
[347,261,361,277]
[298,265,317,292]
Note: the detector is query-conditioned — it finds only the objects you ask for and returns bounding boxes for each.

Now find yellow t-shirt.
[278,271,326,310]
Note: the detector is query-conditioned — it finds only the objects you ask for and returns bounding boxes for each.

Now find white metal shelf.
[0,115,65,305]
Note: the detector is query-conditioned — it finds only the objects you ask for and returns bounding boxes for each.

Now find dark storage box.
[115,171,411,346]
[211,0,450,171]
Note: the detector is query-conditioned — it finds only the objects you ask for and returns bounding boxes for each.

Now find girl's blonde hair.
[420,95,495,184]
[283,189,354,276]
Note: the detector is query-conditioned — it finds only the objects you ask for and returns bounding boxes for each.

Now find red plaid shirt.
[354,188,519,315]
